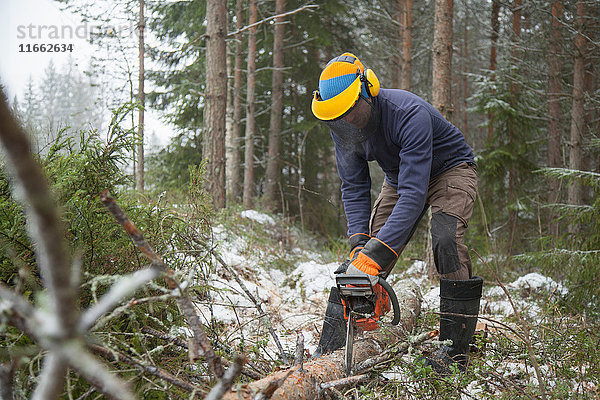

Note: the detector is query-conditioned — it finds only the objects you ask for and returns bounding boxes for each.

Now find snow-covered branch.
[210,250,289,365]
[79,265,163,332]
[100,191,225,378]
[0,90,148,399]
[0,89,77,339]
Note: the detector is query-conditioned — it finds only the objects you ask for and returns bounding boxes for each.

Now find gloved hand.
[348,233,370,260]
[334,232,370,275]
[338,237,398,287]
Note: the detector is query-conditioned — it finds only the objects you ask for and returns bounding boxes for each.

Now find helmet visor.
[323,97,380,145]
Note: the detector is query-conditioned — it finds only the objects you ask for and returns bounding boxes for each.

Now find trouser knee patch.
[431,211,461,275]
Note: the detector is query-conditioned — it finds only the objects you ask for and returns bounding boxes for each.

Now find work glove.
[336,237,398,287]
[348,233,370,260]
[334,233,370,275]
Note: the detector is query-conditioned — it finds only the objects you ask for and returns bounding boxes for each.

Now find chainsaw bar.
[336,273,402,375]
[345,311,355,375]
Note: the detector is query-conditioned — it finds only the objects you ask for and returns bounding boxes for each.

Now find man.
[311,52,483,374]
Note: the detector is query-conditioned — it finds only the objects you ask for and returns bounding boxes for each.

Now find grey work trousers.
[369,162,478,280]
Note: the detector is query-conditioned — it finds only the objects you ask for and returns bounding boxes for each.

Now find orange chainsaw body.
[341,283,391,331]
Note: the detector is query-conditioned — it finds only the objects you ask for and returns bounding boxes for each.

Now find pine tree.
[264,0,286,210]
[242,0,258,209]
[204,0,228,208]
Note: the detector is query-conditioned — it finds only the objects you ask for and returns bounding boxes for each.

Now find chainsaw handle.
[378,277,401,326]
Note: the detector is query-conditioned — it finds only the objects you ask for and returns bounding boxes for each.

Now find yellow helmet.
[311,52,380,121]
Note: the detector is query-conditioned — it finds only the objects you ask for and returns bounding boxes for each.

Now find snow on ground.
[189,210,582,396]
[240,209,276,225]
[203,211,568,343]
[192,211,341,356]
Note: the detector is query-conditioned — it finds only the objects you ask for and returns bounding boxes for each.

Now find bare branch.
[294,332,304,370]
[205,354,246,400]
[100,191,224,378]
[0,361,15,400]
[63,343,136,400]
[31,353,68,400]
[90,344,197,393]
[99,191,163,265]
[320,374,369,391]
[210,250,289,365]
[227,4,319,37]
[79,265,163,332]
[0,89,77,336]
[0,283,38,322]
[141,326,189,348]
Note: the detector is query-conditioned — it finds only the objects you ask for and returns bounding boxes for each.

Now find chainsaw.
[336,273,401,375]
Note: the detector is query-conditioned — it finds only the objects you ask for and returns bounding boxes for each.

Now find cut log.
[222,280,422,400]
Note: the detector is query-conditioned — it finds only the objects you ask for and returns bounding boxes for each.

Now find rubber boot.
[425,276,483,374]
[312,287,347,358]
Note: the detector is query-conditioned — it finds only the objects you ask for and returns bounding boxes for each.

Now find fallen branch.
[204,354,246,400]
[319,374,369,391]
[90,344,198,392]
[79,266,163,332]
[294,331,304,369]
[142,326,263,380]
[210,250,289,365]
[0,361,15,400]
[221,280,421,400]
[141,326,189,348]
[1,90,137,400]
[354,329,438,373]
[472,249,547,400]
[100,191,224,379]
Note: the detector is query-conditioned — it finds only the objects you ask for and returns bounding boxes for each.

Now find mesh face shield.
[323,97,380,146]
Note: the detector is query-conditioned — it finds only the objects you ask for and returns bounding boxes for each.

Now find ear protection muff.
[362,68,380,98]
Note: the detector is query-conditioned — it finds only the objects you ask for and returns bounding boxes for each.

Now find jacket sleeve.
[376,106,432,251]
[333,137,371,238]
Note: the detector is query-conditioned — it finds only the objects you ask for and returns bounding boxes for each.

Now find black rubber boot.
[425,276,483,374]
[312,287,347,358]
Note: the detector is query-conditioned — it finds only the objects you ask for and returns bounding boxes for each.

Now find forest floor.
[193,209,599,399]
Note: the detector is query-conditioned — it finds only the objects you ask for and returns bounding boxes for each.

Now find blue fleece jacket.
[333,88,475,252]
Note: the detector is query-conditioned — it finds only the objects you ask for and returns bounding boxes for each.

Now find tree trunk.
[204,0,228,209]
[136,0,145,193]
[568,0,588,220]
[547,0,564,236]
[402,0,413,90]
[243,0,258,209]
[222,281,422,400]
[392,0,404,89]
[507,0,521,254]
[264,0,286,211]
[488,0,500,141]
[461,7,468,138]
[428,0,453,280]
[432,0,453,120]
[582,10,597,184]
[225,43,234,198]
[227,0,245,203]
